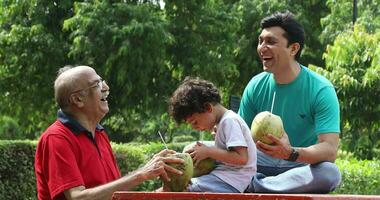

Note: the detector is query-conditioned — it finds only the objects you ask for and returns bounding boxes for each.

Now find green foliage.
[0,0,378,160]
[321,0,380,45]
[310,25,380,159]
[172,135,196,143]
[288,0,329,67]
[63,1,173,116]
[164,0,241,106]
[0,0,241,141]
[62,1,241,141]
[111,142,148,175]
[0,116,22,139]
[335,158,380,195]
[320,0,353,45]
[0,140,37,200]
[0,0,74,138]
[104,112,200,144]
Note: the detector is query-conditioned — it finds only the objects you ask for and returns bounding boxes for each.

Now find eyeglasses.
[71,79,106,94]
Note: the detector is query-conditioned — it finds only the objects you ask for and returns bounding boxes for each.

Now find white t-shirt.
[210,110,257,192]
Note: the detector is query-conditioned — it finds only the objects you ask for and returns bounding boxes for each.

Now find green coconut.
[183,142,216,177]
[163,153,193,192]
[251,111,284,145]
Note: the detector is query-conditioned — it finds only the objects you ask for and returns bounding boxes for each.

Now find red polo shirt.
[35,111,121,200]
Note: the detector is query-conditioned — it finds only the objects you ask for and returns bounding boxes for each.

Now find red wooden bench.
[112,192,380,200]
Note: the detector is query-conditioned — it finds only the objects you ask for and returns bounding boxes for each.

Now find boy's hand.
[190,141,209,166]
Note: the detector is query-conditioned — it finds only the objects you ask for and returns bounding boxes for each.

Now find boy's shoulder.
[219,110,247,127]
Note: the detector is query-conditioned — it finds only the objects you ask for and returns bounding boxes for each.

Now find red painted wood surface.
[112,192,380,200]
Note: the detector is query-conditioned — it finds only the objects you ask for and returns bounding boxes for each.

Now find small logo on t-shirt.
[299,114,306,119]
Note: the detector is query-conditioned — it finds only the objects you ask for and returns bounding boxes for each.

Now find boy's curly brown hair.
[168,77,221,124]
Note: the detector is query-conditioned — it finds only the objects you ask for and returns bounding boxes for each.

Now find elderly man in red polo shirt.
[34,65,183,200]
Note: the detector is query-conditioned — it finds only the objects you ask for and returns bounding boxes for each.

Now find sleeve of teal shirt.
[313,86,341,135]
[238,80,257,128]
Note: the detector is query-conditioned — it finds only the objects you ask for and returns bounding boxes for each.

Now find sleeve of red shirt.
[42,134,84,199]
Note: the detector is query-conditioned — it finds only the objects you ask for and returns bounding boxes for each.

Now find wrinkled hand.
[256,132,293,160]
[190,141,209,166]
[139,149,183,182]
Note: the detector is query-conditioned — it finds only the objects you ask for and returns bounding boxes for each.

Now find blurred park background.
[0,0,380,198]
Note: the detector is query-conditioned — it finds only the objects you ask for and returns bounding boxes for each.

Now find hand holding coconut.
[251,111,294,160]
[256,131,295,161]
[251,111,285,144]
[183,141,216,177]
[187,141,212,166]
[161,153,193,192]
[139,149,184,182]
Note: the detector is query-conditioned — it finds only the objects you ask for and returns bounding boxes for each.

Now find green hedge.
[0,140,379,199]
[334,158,380,195]
[0,140,37,200]
[111,141,187,191]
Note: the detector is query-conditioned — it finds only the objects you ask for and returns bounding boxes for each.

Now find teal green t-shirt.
[238,65,340,147]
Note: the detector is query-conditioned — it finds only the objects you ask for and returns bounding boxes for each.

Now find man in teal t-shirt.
[239,11,341,193]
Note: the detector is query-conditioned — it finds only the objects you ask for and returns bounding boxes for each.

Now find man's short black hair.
[168,77,221,124]
[261,11,305,61]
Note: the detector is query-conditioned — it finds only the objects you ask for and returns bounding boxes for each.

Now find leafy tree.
[63,1,244,142]
[3,0,377,152]
[0,0,76,138]
[321,0,380,45]
[164,0,240,101]
[316,0,380,158]
[288,0,329,67]
[63,1,176,142]
[310,25,380,159]
[0,116,21,139]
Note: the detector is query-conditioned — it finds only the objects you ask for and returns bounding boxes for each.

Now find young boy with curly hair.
[168,77,257,193]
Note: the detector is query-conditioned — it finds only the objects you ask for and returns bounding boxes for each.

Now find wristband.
[285,148,299,162]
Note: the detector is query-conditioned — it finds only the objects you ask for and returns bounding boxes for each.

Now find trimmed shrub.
[1,140,379,199]
[111,142,148,175]
[0,140,37,200]
[335,158,380,195]
[172,135,196,143]
[111,142,190,191]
